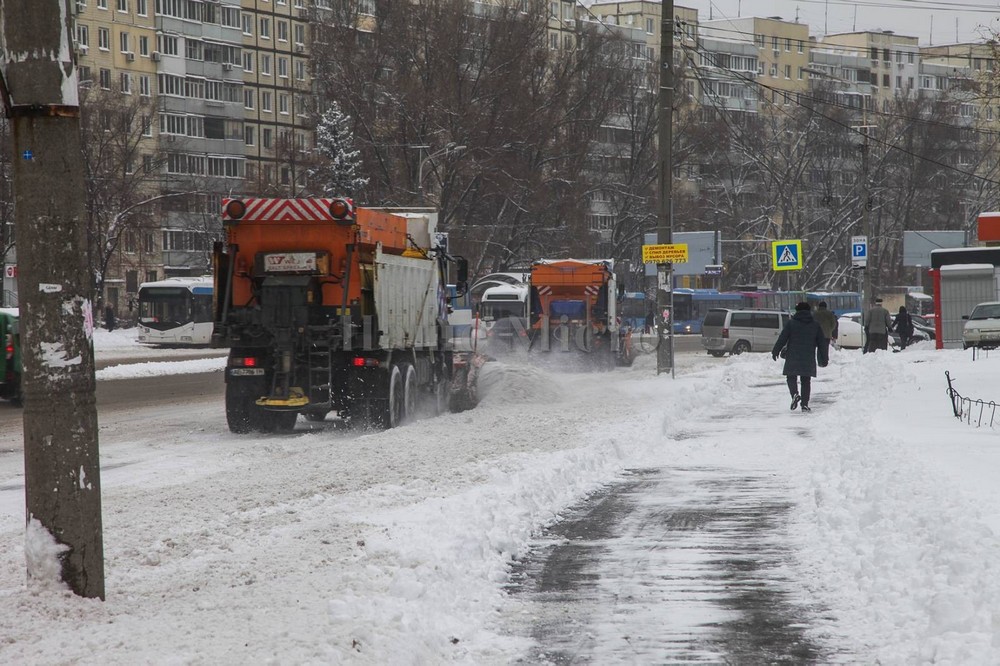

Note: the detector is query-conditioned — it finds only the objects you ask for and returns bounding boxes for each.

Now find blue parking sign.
[851,235,868,267]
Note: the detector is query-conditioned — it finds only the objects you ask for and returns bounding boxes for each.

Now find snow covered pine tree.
[311,101,368,197]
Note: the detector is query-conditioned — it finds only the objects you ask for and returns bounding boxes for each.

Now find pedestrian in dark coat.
[893,305,914,349]
[772,301,829,411]
[813,301,839,347]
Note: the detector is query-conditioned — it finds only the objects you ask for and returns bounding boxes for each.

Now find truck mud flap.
[449,353,485,413]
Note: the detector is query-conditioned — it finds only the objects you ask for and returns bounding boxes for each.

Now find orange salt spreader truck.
[212,197,472,433]
[528,259,634,369]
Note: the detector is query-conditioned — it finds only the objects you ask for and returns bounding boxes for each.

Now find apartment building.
[821,31,920,109]
[241,0,314,194]
[701,17,810,110]
[73,0,246,314]
[74,0,162,311]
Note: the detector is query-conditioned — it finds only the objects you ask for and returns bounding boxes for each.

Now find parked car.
[836,312,933,350]
[0,307,21,405]
[962,302,1000,350]
[701,308,791,357]
[897,313,935,343]
[836,313,866,349]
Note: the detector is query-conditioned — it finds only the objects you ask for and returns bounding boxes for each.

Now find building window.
[99,68,111,89]
[261,91,272,112]
[243,52,253,72]
[138,75,150,96]
[784,38,791,51]
[157,35,178,56]
[185,39,202,61]
[242,13,253,35]
[784,64,791,79]
[294,23,305,45]
[262,128,272,148]
[277,57,288,79]
[120,31,129,53]
[117,0,128,11]
[77,24,90,48]
[79,65,91,82]
[295,60,305,81]
[244,89,254,109]
[261,54,271,76]
[244,125,255,146]
[277,20,288,42]
[98,27,110,50]
[260,17,270,39]
[120,72,131,94]
[139,35,149,56]
[278,93,289,114]
[136,0,147,15]
[97,0,107,8]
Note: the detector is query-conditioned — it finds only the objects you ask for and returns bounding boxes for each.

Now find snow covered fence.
[945,370,999,428]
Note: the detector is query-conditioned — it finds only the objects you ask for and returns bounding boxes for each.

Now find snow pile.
[23,519,69,592]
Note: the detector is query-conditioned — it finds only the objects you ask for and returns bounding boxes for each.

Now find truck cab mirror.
[455,257,469,295]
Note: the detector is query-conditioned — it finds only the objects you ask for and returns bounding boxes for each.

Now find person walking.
[772,301,829,412]
[813,301,839,347]
[863,297,892,353]
[893,305,914,350]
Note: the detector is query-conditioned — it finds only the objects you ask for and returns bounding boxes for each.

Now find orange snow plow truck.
[212,197,470,433]
[528,259,633,369]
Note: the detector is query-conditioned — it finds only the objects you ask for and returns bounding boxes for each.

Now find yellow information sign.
[642,243,689,264]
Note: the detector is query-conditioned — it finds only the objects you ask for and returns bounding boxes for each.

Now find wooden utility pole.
[656,0,675,376]
[0,0,105,599]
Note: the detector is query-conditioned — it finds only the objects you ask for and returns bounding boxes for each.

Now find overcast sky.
[666,0,1000,47]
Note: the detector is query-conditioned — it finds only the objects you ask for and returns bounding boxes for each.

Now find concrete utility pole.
[0,0,104,599]
[656,0,675,376]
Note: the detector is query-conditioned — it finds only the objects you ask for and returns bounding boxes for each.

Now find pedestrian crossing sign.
[771,240,803,271]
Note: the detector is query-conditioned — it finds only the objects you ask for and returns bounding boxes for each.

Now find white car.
[837,312,932,350]
[836,313,865,349]
[962,302,1000,350]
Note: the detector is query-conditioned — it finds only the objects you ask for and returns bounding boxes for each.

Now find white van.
[701,308,791,357]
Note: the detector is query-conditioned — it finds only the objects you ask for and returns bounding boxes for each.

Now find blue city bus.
[620,292,647,330]
[806,291,862,316]
[672,288,746,334]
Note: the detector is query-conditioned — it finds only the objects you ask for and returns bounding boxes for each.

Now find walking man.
[772,301,829,412]
[813,301,839,347]
[863,297,892,353]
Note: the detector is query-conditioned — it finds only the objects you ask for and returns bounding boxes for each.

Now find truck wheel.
[402,364,417,424]
[226,381,263,434]
[731,340,751,355]
[378,364,405,429]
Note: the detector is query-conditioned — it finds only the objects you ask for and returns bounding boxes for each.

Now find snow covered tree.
[312,102,367,197]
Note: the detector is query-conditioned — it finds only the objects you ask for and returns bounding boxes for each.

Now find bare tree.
[79,85,165,302]
[312,0,632,273]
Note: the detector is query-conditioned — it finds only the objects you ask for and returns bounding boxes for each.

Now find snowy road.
[2,330,1000,664]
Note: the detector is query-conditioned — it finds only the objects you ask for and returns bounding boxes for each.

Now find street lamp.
[417,142,467,205]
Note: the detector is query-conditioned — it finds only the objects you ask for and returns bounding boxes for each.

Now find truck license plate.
[229,368,265,376]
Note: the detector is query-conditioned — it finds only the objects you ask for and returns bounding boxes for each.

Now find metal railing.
[1,289,16,307]
[945,371,999,428]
